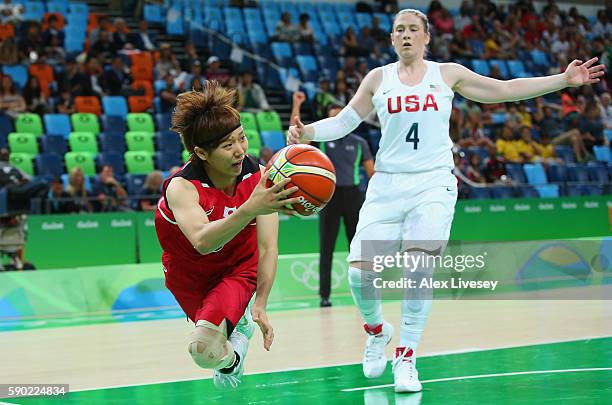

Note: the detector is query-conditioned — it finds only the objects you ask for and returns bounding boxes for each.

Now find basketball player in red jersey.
[155,81,300,389]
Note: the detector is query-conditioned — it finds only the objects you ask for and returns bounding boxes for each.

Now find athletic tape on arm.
[310,105,363,141]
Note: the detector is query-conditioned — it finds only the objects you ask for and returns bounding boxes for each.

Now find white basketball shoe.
[213,310,255,389]
[392,347,422,393]
[362,322,394,378]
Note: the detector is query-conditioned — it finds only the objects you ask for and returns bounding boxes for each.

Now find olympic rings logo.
[289,258,347,290]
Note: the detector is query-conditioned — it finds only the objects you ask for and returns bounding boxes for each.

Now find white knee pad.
[188,322,235,370]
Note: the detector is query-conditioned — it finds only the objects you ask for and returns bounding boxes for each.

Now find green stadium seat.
[125,151,154,174]
[256,111,282,132]
[15,113,43,136]
[182,149,190,163]
[8,132,38,155]
[127,113,155,133]
[245,129,262,157]
[68,132,98,155]
[9,153,34,175]
[240,112,258,132]
[71,113,100,134]
[65,151,96,176]
[126,131,155,152]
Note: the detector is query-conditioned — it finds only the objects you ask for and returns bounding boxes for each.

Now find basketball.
[265,144,336,216]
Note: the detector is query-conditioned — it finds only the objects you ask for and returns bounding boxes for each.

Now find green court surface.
[9,337,612,404]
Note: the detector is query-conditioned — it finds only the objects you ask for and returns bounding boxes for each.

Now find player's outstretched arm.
[287,68,382,144]
[252,212,279,351]
[442,57,605,104]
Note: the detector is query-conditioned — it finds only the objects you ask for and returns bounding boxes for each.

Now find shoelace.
[392,348,417,379]
[364,334,387,361]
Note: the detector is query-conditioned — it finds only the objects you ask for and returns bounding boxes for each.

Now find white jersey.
[372,60,455,173]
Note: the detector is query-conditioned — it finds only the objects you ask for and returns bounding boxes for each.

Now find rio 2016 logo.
[289,258,346,290]
[297,196,321,214]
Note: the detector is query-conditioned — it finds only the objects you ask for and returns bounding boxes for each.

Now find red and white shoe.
[362,322,394,378]
[392,347,422,393]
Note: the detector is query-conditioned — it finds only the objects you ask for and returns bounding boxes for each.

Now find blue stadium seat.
[43,114,71,138]
[296,55,318,82]
[155,113,172,132]
[101,116,127,134]
[260,131,286,152]
[490,186,514,199]
[593,145,611,162]
[98,152,125,176]
[125,174,147,195]
[489,59,509,79]
[564,184,582,196]
[367,129,381,154]
[65,38,84,54]
[505,163,527,183]
[144,4,163,23]
[102,96,128,118]
[605,129,612,143]
[566,164,589,182]
[293,42,314,56]
[271,42,293,68]
[204,7,223,21]
[546,163,568,182]
[0,113,14,144]
[98,132,126,153]
[68,3,88,16]
[530,50,549,67]
[471,59,490,76]
[507,60,529,78]
[337,12,357,32]
[587,162,609,183]
[166,7,185,35]
[157,131,182,154]
[355,12,372,29]
[466,147,488,162]
[535,184,559,198]
[35,153,63,178]
[23,1,44,21]
[554,145,575,163]
[490,112,507,124]
[582,184,604,196]
[373,13,391,32]
[40,134,68,155]
[469,187,492,199]
[47,1,69,14]
[243,8,261,21]
[517,185,539,198]
[2,65,28,88]
[468,39,484,55]
[248,29,268,46]
[523,163,548,185]
[155,151,181,171]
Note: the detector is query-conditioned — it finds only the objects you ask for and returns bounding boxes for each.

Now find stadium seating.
[65,151,96,176]
[469,187,492,199]
[9,153,34,175]
[155,151,181,171]
[15,113,43,136]
[102,96,129,118]
[8,132,38,155]
[157,131,182,154]
[35,153,64,178]
[75,97,102,116]
[535,184,560,198]
[71,113,100,134]
[566,164,590,183]
[98,152,125,176]
[69,132,98,155]
[98,132,126,154]
[101,115,127,134]
[259,131,285,152]
[523,163,548,185]
[240,112,258,132]
[127,113,155,133]
[245,129,262,156]
[125,151,155,174]
[256,111,283,132]
[44,114,72,138]
[40,134,68,155]
[593,145,611,163]
[126,131,155,152]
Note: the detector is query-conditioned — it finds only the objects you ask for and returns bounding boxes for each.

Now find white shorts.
[347,168,458,263]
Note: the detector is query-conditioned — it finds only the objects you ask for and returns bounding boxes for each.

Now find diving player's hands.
[287,115,306,145]
[251,304,274,351]
[242,168,300,217]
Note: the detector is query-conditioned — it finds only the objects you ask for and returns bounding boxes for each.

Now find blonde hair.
[393,9,430,34]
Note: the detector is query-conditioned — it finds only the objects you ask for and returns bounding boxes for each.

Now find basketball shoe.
[213,310,255,389]
[362,322,394,378]
[392,347,422,393]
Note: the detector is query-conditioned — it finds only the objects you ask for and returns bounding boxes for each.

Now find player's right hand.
[287,115,305,145]
[244,168,300,216]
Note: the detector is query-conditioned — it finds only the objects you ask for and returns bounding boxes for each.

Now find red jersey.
[154,156,261,286]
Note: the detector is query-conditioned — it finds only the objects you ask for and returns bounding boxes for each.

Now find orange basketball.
[265,144,336,216]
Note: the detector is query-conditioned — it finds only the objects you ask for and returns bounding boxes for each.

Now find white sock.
[348,266,383,328]
[400,298,432,352]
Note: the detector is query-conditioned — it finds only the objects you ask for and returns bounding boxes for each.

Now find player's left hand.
[251,305,274,351]
[565,57,606,87]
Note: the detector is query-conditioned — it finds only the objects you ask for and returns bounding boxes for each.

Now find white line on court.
[66,335,611,394]
[341,367,612,392]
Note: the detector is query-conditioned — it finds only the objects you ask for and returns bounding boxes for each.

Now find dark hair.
[170,80,240,156]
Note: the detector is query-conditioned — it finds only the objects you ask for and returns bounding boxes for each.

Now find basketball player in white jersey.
[288,9,605,393]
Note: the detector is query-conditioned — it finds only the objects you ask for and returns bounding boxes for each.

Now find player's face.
[391,13,430,60]
[201,127,248,177]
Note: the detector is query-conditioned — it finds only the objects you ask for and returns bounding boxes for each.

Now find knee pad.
[188,322,235,370]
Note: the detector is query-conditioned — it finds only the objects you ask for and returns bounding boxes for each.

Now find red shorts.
[164,265,257,336]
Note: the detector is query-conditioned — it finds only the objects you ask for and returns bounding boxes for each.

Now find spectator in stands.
[0,74,25,119]
[516,126,546,162]
[313,77,335,120]
[453,1,472,32]
[0,36,18,65]
[274,12,299,42]
[0,0,23,24]
[593,10,612,38]
[66,167,93,213]
[205,56,230,86]
[343,56,361,89]
[356,60,369,84]
[579,102,607,154]
[90,30,117,61]
[155,43,181,79]
[112,18,129,50]
[89,15,112,45]
[359,27,377,54]
[341,27,361,57]
[333,80,353,105]
[137,170,163,211]
[483,149,508,184]
[45,177,78,214]
[181,42,201,71]
[463,15,486,40]
[181,60,206,91]
[103,55,131,96]
[0,148,48,213]
[55,89,74,114]
[432,8,454,36]
[55,55,79,94]
[92,164,128,212]
[45,35,65,65]
[449,31,473,60]
[466,153,486,184]
[160,73,178,113]
[130,20,157,51]
[453,152,468,198]
[42,14,64,47]
[550,31,570,57]
[297,13,314,43]
[237,70,270,112]
[458,111,496,153]
[72,57,104,98]
[496,125,522,162]
[370,17,388,44]
[258,147,273,166]
[18,22,43,62]
[599,92,612,129]
[22,76,48,115]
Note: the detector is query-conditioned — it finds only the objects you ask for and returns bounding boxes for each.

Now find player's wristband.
[310,105,363,141]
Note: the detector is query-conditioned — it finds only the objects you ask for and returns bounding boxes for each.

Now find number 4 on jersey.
[405,122,419,150]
